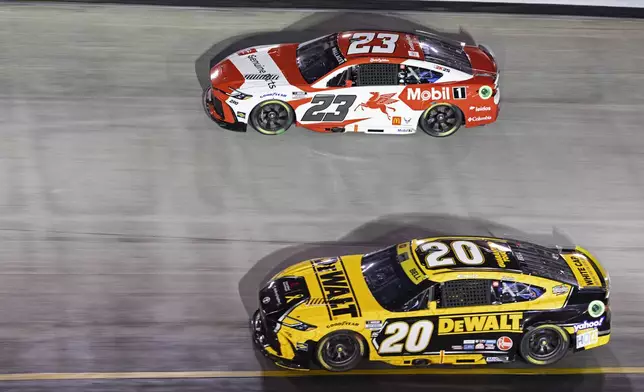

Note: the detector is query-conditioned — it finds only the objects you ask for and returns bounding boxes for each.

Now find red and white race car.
[203,30,500,137]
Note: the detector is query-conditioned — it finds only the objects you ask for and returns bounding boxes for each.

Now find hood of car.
[260,255,373,326]
[211,43,301,94]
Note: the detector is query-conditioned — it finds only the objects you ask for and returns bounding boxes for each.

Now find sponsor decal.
[438,313,523,335]
[272,285,281,305]
[576,328,599,349]
[262,297,270,304]
[237,48,257,56]
[479,85,493,99]
[285,294,303,303]
[236,112,246,119]
[497,336,513,351]
[295,342,308,351]
[292,91,307,97]
[260,92,287,99]
[574,317,605,332]
[229,99,239,105]
[397,128,413,133]
[463,340,475,344]
[406,86,466,102]
[312,257,360,318]
[407,267,422,281]
[485,344,495,350]
[468,116,492,122]
[486,356,508,363]
[283,281,291,292]
[403,117,412,124]
[405,34,415,49]
[451,345,463,350]
[435,65,451,73]
[469,106,491,112]
[475,342,485,350]
[392,116,402,125]
[366,320,383,330]
[464,344,474,350]
[370,58,390,63]
[327,321,360,328]
[246,54,278,89]
[588,300,606,317]
[332,46,346,65]
[356,92,398,120]
[490,245,509,268]
[566,254,602,287]
[408,50,420,58]
[552,284,569,295]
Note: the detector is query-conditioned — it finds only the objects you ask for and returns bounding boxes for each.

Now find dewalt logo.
[312,258,361,319]
[438,313,523,335]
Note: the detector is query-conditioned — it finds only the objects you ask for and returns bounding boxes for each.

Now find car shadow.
[194,11,478,90]
[237,213,625,391]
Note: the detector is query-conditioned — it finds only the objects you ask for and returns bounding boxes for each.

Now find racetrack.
[2,3,644,391]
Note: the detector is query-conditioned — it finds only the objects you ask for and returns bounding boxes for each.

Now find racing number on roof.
[421,240,485,268]
[301,94,357,122]
[378,320,434,354]
[347,33,400,55]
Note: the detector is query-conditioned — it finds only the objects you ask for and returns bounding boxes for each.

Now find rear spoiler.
[475,43,499,86]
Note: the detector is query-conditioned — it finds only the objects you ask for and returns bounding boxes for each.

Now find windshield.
[361,244,433,312]
[296,33,346,84]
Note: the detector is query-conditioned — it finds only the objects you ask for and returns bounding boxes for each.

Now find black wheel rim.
[528,329,562,360]
[257,103,289,132]
[426,105,458,134]
[323,335,359,367]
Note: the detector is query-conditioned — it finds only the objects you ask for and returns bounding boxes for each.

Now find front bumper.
[203,88,247,132]
[250,309,311,371]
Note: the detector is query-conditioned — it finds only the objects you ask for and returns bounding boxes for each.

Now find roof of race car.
[402,236,578,285]
[335,30,474,74]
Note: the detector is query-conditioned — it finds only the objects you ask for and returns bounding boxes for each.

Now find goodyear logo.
[438,313,523,335]
[312,258,361,319]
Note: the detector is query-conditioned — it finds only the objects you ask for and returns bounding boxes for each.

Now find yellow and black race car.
[251,236,610,371]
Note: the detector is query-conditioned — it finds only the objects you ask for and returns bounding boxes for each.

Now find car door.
[296,60,409,134]
[427,278,546,360]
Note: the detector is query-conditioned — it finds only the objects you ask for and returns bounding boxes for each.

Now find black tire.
[315,330,365,372]
[520,324,570,366]
[202,87,219,122]
[419,103,463,137]
[249,100,295,135]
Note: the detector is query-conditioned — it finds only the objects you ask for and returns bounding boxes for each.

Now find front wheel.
[419,103,463,137]
[250,100,295,135]
[315,331,365,372]
[520,324,570,366]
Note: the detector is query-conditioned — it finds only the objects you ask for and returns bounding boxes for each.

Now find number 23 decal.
[301,94,357,122]
[347,33,400,55]
[377,320,434,354]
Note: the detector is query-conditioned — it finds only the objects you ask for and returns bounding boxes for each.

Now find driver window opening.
[398,65,443,85]
[435,279,545,309]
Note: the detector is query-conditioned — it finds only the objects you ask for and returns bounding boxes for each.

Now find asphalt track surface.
[2,3,644,391]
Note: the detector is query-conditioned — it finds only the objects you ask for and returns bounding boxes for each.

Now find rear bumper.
[203,88,247,132]
[250,309,311,371]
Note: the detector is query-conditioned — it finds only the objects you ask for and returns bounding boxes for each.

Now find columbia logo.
[244,74,279,80]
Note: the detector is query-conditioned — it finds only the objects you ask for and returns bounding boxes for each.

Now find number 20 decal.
[378,320,434,354]
[301,94,357,122]
[420,240,485,268]
[347,33,400,55]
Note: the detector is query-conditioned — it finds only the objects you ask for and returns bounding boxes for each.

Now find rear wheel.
[419,103,463,137]
[250,100,295,135]
[520,324,569,366]
[315,331,365,372]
